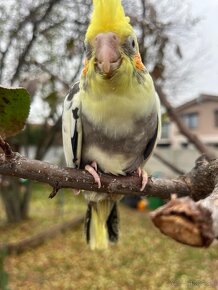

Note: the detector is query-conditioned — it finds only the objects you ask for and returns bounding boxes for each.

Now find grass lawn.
[1,183,218,290]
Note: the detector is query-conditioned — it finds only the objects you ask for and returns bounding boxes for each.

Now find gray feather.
[81,110,158,174]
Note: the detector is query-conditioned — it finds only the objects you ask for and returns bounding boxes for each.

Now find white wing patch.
[62,82,82,168]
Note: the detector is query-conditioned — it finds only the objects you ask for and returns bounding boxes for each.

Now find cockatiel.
[62,0,161,250]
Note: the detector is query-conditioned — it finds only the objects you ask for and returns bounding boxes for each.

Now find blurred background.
[0,0,218,289]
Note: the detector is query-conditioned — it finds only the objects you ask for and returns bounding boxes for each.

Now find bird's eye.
[128,36,136,51]
[132,39,135,48]
[123,37,137,56]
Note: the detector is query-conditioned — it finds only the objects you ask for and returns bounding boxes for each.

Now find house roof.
[176,94,218,112]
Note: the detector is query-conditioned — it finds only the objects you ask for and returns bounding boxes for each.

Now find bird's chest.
[80,111,151,175]
[80,94,155,174]
[81,93,150,137]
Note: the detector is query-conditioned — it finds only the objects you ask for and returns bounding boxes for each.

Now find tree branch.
[70,54,84,84]
[0,137,13,157]
[198,181,218,238]
[34,116,62,160]
[11,0,61,84]
[1,139,218,247]
[0,152,189,199]
[153,152,185,175]
[32,60,70,90]
[0,144,217,201]
[150,154,218,247]
[156,85,217,160]
[0,215,83,255]
[0,2,47,82]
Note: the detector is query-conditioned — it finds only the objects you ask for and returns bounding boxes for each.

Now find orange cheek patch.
[134,53,145,71]
[82,58,89,76]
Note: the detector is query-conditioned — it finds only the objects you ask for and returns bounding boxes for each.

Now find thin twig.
[0,137,13,157]
[11,0,61,84]
[0,2,46,82]
[153,152,185,175]
[156,85,217,160]
[32,60,70,90]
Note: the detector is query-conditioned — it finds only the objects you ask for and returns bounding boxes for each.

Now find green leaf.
[0,86,30,138]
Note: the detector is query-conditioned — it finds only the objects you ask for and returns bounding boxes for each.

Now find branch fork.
[0,136,13,157]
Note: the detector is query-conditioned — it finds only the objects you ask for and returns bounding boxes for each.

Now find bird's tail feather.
[85,200,119,250]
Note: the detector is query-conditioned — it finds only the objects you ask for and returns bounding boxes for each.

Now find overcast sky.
[186,0,218,98]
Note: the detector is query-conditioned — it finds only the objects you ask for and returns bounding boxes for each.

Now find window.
[161,122,169,138]
[215,110,218,127]
[182,112,198,129]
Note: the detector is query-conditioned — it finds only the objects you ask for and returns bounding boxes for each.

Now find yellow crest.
[85,0,133,41]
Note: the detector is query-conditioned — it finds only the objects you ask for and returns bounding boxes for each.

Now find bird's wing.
[143,92,161,163]
[62,82,82,168]
[143,115,159,162]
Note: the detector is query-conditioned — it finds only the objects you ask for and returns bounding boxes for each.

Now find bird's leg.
[137,167,148,191]
[85,161,101,188]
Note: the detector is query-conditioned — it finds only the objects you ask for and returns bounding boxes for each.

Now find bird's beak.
[93,32,121,75]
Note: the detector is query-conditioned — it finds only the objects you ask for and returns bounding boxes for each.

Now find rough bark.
[0,152,191,198]
[197,181,218,239]
[1,139,218,247]
[0,149,217,201]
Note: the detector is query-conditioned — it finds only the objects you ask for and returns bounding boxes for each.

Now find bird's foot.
[137,167,148,191]
[85,161,101,188]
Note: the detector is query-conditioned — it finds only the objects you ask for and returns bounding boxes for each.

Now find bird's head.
[82,0,146,88]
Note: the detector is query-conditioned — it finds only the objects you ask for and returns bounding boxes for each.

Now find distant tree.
[124,0,201,97]
[0,0,202,223]
[0,0,91,222]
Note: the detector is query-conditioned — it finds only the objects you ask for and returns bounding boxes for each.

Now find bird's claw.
[137,167,148,191]
[85,162,101,188]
